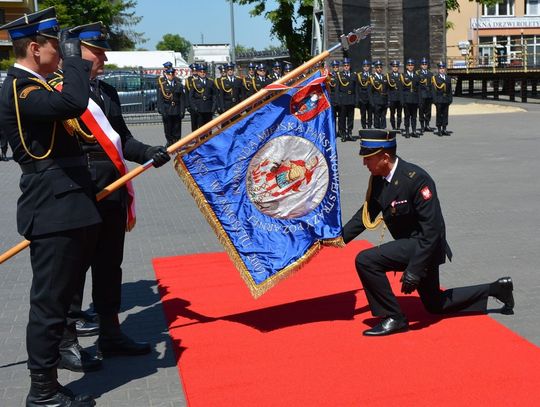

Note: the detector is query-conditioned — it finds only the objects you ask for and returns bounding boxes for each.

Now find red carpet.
[153,240,540,406]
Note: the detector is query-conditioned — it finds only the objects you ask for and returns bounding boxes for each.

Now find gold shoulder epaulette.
[408,171,416,179]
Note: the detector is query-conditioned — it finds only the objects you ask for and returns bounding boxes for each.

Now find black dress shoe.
[59,343,102,372]
[76,319,99,337]
[495,277,514,315]
[97,334,151,359]
[363,316,409,336]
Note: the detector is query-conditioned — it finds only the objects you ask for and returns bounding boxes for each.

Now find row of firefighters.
[156,57,453,146]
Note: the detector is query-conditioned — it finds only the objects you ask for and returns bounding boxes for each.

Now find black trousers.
[338,104,355,135]
[189,109,198,132]
[354,239,489,318]
[67,203,126,329]
[388,100,402,130]
[0,129,8,153]
[372,103,387,129]
[196,112,213,129]
[403,102,419,131]
[161,114,182,146]
[419,97,433,126]
[358,101,372,129]
[27,225,99,370]
[331,104,339,133]
[435,103,450,127]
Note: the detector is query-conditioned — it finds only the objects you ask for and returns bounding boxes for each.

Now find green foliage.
[156,34,192,56]
[38,0,145,50]
[234,0,313,65]
[0,57,15,70]
[235,44,256,54]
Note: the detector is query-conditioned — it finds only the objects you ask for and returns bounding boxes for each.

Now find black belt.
[19,156,87,175]
[86,151,110,162]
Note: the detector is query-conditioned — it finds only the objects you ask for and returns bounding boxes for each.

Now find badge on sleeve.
[420,186,432,201]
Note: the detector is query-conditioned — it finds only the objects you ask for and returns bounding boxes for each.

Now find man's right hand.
[58,29,81,59]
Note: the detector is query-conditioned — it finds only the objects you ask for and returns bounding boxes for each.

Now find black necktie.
[89,79,104,108]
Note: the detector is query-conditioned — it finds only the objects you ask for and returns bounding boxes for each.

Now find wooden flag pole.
[0,26,372,265]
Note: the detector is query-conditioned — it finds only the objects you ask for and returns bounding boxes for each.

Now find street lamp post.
[230,0,236,63]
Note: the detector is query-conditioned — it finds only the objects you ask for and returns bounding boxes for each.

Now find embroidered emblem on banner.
[420,186,432,200]
[247,135,328,219]
[290,82,330,122]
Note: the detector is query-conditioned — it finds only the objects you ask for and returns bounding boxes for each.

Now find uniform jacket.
[417,69,434,100]
[355,71,371,104]
[432,74,453,104]
[368,72,388,106]
[0,58,101,237]
[189,76,217,113]
[241,74,257,99]
[400,71,420,104]
[386,71,402,103]
[215,75,243,112]
[48,71,153,207]
[337,71,356,106]
[342,158,452,277]
[254,75,270,93]
[157,76,186,117]
[327,72,340,106]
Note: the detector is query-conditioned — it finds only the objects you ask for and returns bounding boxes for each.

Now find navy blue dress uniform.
[400,58,421,138]
[0,7,100,406]
[157,67,186,146]
[215,63,243,114]
[386,60,403,131]
[368,60,388,129]
[241,62,257,99]
[184,63,199,131]
[283,62,293,74]
[432,61,453,136]
[342,129,515,336]
[48,21,170,375]
[189,64,217,128]
[254,63,271,92]
[417,57,434,132]
[269,61,282,81]
[337,57,356,141]
[355,59,373,130]
[327,60,341,134]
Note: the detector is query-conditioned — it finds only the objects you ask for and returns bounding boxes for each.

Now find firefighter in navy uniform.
[343,129,515,336]
[254,63,270,92]
[400,58,421,138]
[242,62,257,99]
[418,57,434,133]
[269,61,282,81]
[47,21,170,374]
[337,57,356,142]
[368,60,388,129]
[356,59,372,131]
[184,63,199,131]
[432,61,453,136]
[216,62,242,116]
[157,66,185,146]
[327,60,341,134]
[283,62,293,75]
[189,64,217,129]
[386,60,403,131]
[0,8,99,406]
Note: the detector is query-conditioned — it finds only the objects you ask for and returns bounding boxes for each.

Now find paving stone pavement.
[1,97,539,406]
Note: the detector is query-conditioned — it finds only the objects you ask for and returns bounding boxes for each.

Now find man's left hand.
[400,271,421,294]
[145,146,170,168]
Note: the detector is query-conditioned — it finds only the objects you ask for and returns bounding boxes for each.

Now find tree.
[156,34,192,56]
[38,0,145,50]
[234,0,313,65]
[235,44,256,55]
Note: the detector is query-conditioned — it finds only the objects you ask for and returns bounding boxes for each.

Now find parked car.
[99,71,159,113]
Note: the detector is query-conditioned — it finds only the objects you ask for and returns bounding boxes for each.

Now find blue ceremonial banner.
[175,71,344,298]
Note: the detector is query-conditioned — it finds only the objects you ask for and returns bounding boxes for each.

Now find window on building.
[483,0,515,16]
[526,0,540,15]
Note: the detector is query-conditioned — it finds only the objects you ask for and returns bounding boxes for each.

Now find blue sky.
[134,0,281,50]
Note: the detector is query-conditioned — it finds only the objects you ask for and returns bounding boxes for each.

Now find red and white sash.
[54,82,136,231]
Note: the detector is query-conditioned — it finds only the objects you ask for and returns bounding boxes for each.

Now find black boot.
[403,128,410,138]
[0,150,7,161]
[59,324,102,372]
[97,314,151,359]
[442,126,449,136]
[436,126,443,136]
[26,369,96,406]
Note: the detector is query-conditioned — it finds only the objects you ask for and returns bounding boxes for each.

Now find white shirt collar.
[14,63,47,82]
[384,157,399,183]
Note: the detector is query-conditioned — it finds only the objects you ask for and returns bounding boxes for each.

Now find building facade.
[0,0,38,60]
[447,0,540,67]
